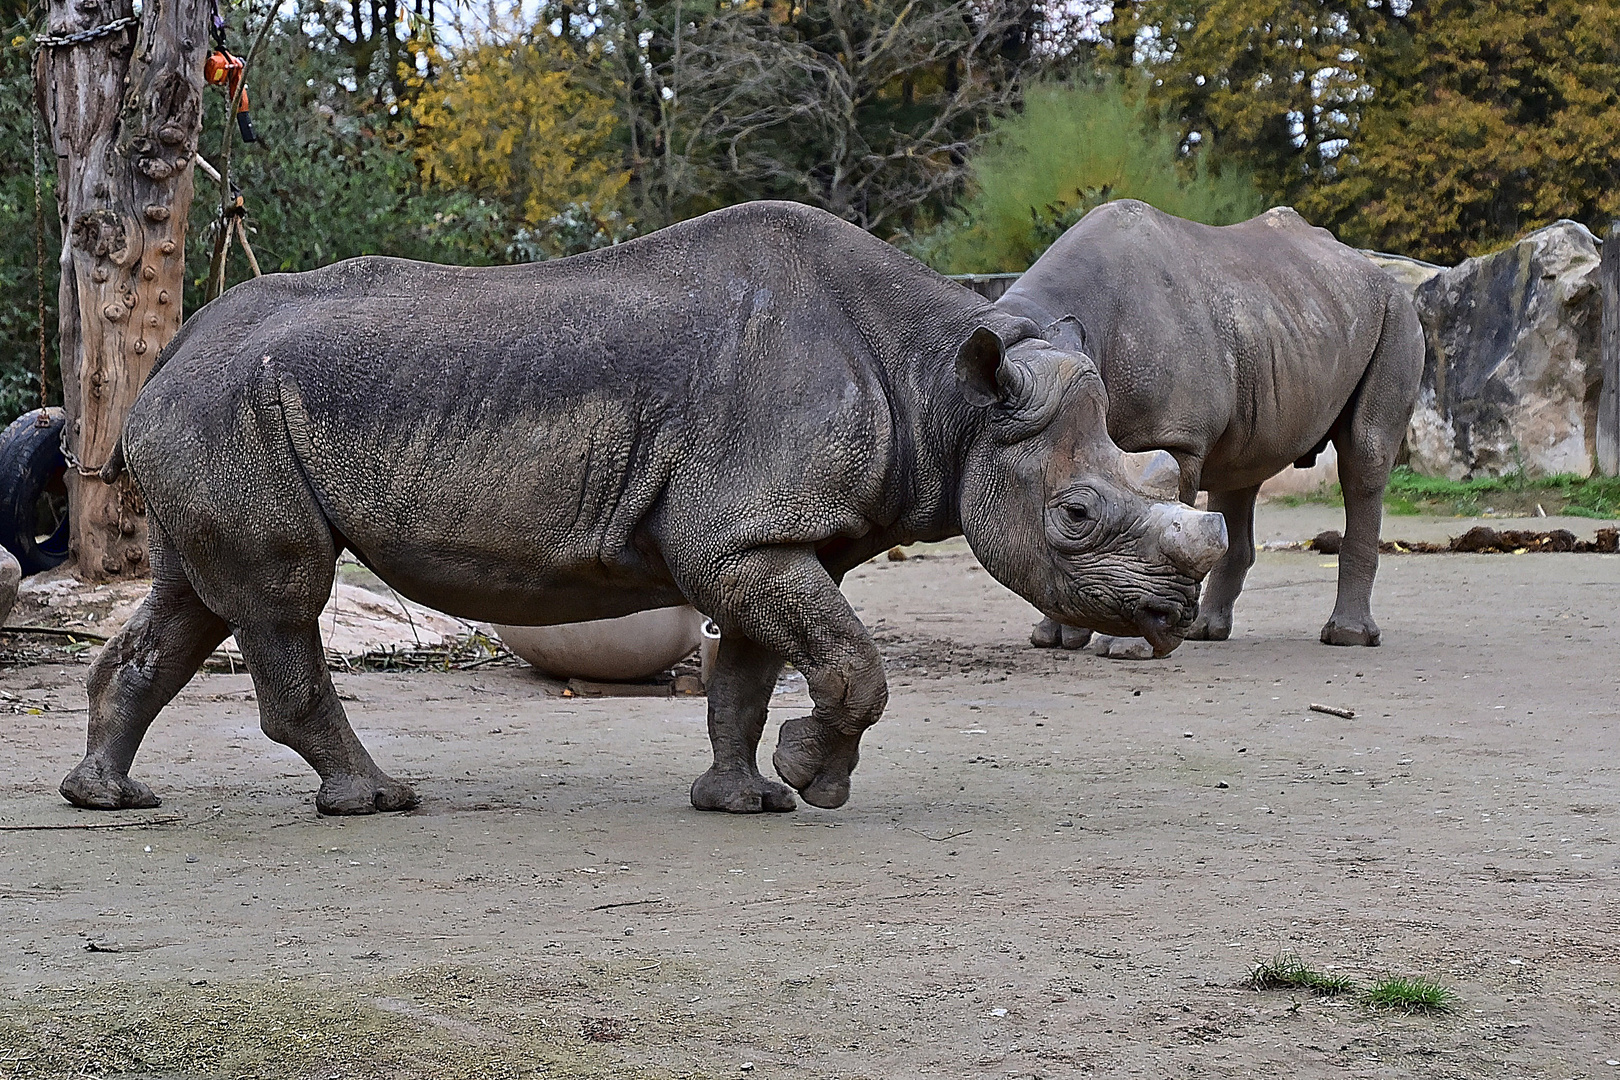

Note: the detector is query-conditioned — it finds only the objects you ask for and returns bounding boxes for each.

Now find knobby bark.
[35,0,210,581]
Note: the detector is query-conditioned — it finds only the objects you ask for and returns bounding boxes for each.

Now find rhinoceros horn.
[1119,448,1182,501]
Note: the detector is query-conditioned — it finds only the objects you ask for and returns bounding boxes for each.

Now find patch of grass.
[1269,484,1345,509]
[1266,468,1620,519]
[0,967,654,1080]
[1382,466,1620,519]
[1247,953,1356,996]
[1363,974,1460,1013]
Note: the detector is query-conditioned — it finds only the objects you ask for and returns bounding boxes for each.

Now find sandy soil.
[1,507,1617,1079]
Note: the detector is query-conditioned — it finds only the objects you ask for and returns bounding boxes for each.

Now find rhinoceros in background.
[63,201,1225,818]
[1003,201,1422,654]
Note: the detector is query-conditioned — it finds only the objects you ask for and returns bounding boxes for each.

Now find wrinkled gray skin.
[1004,201,1423,652]
[61,201,1225,818]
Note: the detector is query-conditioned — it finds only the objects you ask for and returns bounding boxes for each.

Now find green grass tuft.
[1247,954,1356,996]
[1381,467,1620,518]
[1266,468,1620,519]
[1363,975,1459,1013]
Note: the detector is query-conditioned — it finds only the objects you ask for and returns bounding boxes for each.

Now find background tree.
[2,0,59,421]
[410,21,629,258]
[1300,0,1620,262]
[1137,0,1400,205]
[608,0,1037,235]
[910,78,1264,272]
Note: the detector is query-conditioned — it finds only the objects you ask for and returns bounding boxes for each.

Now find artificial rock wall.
[1368,221,1614,480]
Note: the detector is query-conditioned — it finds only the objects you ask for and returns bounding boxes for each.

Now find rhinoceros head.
[954,326,1227,657]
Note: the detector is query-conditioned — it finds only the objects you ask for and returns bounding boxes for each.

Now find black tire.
[0,407,70,576]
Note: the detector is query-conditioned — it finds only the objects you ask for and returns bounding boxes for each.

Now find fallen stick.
[591,897,669,911]
[1308,703,1355,719]
[2,626,110,643]
[0,815,182,831]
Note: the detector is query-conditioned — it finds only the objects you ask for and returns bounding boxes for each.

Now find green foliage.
[909,80,1265,273]
[1137,0,1402,206]
[183,9,532,313]
[409,23,629,253]
[0,13,61,423]
[1270,467,1620,518]
[1247,954,1356,996]
[1364,975,1459,1013]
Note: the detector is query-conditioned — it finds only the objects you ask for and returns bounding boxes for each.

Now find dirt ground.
[1,506,1617,1080]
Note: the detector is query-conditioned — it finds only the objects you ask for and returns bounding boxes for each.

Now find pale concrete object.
[0,547,20,628]
[493,607,704,682]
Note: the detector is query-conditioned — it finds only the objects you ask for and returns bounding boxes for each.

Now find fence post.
[1599,225,1620,476]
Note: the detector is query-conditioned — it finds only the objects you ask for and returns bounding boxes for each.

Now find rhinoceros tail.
[98,438,126,484]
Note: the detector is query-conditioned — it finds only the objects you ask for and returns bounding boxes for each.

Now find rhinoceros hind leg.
[62,526,228,811]
[234,622,418,815]
[1322,296,1421,647]
[691,632,796,813]
[1185,484,1260,641]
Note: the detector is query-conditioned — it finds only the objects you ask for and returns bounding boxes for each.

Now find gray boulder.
[1404,220,1604,479]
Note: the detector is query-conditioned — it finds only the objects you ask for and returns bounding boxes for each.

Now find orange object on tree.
[204,50,257,142]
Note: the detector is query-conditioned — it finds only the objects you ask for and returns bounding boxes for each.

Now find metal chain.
[34,15,137,49]
[58,436,107,478]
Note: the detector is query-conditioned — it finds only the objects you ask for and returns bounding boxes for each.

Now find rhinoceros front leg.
[690,633,797,814]
[681,546,886,810]
[1186,484,1260,641]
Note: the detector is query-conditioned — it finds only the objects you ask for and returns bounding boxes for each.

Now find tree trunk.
[35,0,209,581]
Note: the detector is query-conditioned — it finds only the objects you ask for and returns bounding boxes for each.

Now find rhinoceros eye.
[1050,492,1102,544]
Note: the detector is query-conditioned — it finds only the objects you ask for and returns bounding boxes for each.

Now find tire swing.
[0,408,70,576]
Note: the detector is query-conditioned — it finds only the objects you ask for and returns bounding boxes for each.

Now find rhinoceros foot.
[772,716,860,810]
[60,757,163,810]
[1185,611,1232,641]
[691,766,797,813]
[1030,618,1092,650]
[1320,616,1381,647]
[315,773,419,815]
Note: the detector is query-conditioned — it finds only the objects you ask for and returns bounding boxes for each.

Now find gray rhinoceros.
[1002,201,1422,653]
[63,201,1226,817]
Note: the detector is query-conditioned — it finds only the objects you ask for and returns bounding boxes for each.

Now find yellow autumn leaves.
[409,31,627,233]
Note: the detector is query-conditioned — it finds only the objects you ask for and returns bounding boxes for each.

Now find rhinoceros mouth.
[1134,599,1191,657]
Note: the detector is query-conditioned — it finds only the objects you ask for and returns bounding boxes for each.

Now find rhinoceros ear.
[955,326,1006,407]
